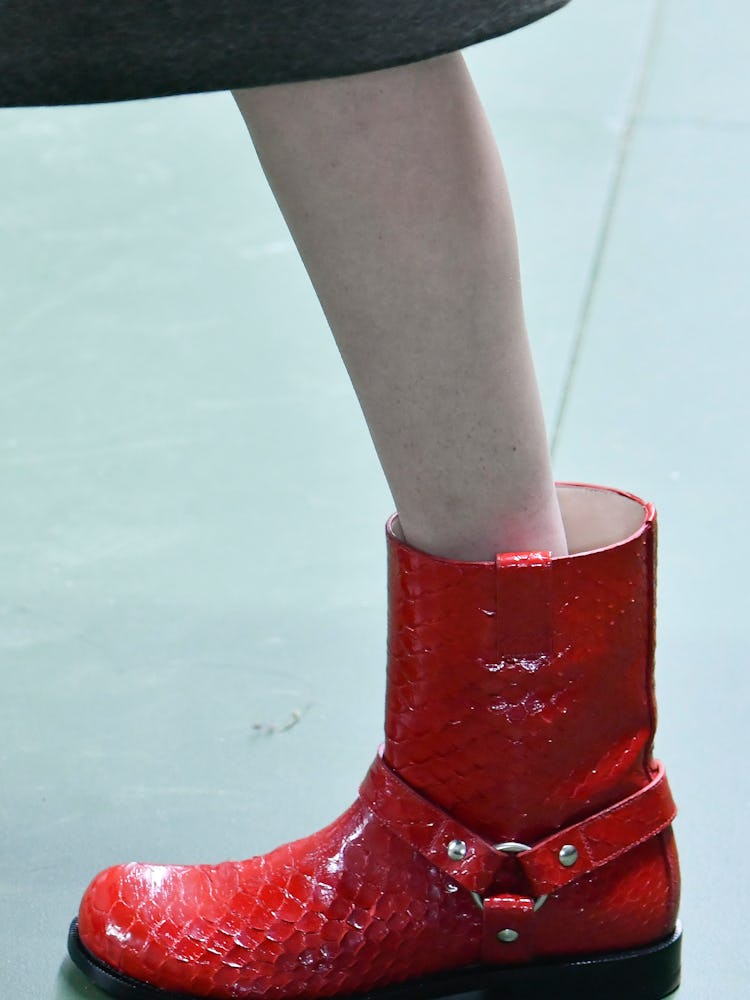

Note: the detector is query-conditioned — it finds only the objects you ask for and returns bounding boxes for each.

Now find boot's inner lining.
[558,485,646,556]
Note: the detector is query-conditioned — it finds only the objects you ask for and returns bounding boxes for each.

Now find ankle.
[395,496,569,562]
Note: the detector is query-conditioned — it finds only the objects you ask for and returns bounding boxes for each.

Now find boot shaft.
[384,483,659,845]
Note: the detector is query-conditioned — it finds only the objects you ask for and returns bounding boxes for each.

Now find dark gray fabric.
[0,1,571,107]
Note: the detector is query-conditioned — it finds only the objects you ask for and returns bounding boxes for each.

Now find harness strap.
[359,747,676,899]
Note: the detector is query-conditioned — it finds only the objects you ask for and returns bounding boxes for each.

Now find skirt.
[0,2,571,107]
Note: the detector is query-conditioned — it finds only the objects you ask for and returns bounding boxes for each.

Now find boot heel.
[477,923,682,1000]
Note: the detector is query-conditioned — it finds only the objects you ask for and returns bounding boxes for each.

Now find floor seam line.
[550,0,670,460]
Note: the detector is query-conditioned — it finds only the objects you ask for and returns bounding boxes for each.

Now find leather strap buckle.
[469,842,548,912]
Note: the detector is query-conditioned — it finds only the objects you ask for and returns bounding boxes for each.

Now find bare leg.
[233,53,567,560]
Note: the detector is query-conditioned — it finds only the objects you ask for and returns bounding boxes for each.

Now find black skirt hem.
[0,1,571,108]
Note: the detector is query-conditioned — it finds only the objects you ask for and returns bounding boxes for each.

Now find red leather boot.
[68,482,682,999]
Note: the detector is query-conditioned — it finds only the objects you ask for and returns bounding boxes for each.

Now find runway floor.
[1,2,747,997]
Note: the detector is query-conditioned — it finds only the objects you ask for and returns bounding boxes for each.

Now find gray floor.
[1,1,748,997]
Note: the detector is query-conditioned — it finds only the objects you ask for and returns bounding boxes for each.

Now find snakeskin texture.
[78,802,482,998]
[385,501,657,843]
[75,483,680,998]
[359,750,677,899]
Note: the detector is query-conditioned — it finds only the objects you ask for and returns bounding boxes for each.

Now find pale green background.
[1,1,748,997]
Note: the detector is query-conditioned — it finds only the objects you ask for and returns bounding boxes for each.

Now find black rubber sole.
[68,918,682,1000]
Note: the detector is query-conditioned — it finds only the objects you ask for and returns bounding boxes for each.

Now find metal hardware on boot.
[497,929,520,943]
[495,842,549,910]
[470,841,549,913]
[494,841,529,854]
[559,844,579,867]
[472,890,548,913]
[446,839,468,861]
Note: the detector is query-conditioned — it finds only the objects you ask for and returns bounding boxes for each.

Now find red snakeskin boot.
[68,482,682,999]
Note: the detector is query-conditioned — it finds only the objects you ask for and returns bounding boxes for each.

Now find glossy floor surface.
[1,1,748,997]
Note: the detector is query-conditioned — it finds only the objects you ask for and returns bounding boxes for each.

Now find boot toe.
[78,861,205,985]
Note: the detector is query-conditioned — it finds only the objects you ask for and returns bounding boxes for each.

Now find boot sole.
[68,918,681,1000]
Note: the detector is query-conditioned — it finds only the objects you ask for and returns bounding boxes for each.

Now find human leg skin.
[233,52,567,560]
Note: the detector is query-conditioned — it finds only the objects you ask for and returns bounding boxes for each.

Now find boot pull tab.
[495,551,553,664]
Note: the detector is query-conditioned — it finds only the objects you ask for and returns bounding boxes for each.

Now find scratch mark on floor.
[251,700,314,736]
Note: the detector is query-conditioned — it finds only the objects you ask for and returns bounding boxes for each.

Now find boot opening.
[557,484,648,556]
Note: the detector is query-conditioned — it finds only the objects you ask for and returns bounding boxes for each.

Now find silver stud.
[497,929,519,943]
[446,839,468,861]
[559,844,578,867]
